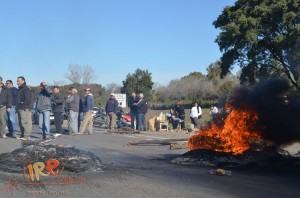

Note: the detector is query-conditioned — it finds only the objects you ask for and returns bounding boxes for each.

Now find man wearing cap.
[16,76,32,140]
[105,93,119,129]
[5,80,18,138]
[0,76,12,138]
[36,82,52,140]
[78,88,94,134]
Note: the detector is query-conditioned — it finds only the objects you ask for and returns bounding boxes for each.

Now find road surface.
[0,124,299,198]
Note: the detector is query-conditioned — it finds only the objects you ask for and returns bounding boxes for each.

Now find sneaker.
[6,133,16,138]
[70,132,81,135]
[53,133,61,138]
[41,136,54,143]
[1,135,7,139]
[20,137,30,141]
[17,136,24,140]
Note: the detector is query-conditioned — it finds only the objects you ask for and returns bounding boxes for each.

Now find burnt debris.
[0,143,103,174]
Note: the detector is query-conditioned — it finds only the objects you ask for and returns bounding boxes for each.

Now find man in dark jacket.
[134,93,148,131]
[78,88,94,135]
[175,100,185,129]
[36,82,52,140]
[16,76,32,140]
[52,86,64,134]
[128,92,139,130]
[105,93,119,129]
[0,76,12,138]
[5,80,17,138]
[65,88,80,134]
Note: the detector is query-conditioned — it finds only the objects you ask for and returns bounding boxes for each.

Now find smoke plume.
[229,79,300,145]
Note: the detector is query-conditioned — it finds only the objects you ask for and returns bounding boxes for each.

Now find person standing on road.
[134,93,148,131]
[52,86,64,135]
[16,76,32,140]
[190,101,202,130]
[36,82,52,140]
[105,93,118,130]
[5,80,17,138]
[65,88,80,134]
[128,92,139,130]
[0,76,12,138]
[78,88,94,135]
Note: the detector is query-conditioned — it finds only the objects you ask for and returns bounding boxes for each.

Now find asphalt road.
[0,124,299,198]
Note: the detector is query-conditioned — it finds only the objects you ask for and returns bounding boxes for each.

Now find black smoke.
[229,79,300,145]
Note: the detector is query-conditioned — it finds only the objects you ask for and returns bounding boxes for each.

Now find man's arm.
[44,85,53,94]
[6,88,12,108]
[87,96,93,111]
[54,93,64,105]
[136,99,143,107]
[114,99,119,113]
[198,107,202,116]
[24,88,32,109]
[66,95,74,103]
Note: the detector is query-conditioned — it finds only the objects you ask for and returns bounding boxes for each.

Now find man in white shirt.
[190,101,202,129]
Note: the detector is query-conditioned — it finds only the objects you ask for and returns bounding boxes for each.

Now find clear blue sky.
[0,0,235,87]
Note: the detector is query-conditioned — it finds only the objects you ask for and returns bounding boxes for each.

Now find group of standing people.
[0,75,95,140]
[127,92,148,131]
[0,76,34,140]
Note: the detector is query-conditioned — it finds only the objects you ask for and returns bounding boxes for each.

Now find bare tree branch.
[82,65,97,85]
[65,64,82,84]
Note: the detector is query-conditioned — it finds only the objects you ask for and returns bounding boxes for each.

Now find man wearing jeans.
[134,93,148,131]
[5,80,17,138]
[36,82,52,140]
[128,92,139,130]
[0,76,12,138]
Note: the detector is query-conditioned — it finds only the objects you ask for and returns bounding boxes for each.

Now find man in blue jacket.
[36,82,52,140]
[128,92,139,130]
[78,88,94,135]
[105,93,118,129]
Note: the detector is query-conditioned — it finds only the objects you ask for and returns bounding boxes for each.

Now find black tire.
[93,116,107,127]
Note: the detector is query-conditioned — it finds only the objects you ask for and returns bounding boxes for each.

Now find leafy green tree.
[214,0,300,90]
[206,61,222,83]
[121,69,154,98]
[181,71,205,80]
[218,81,234,97]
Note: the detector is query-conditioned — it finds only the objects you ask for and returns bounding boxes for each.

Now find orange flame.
[188,106,263,155]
